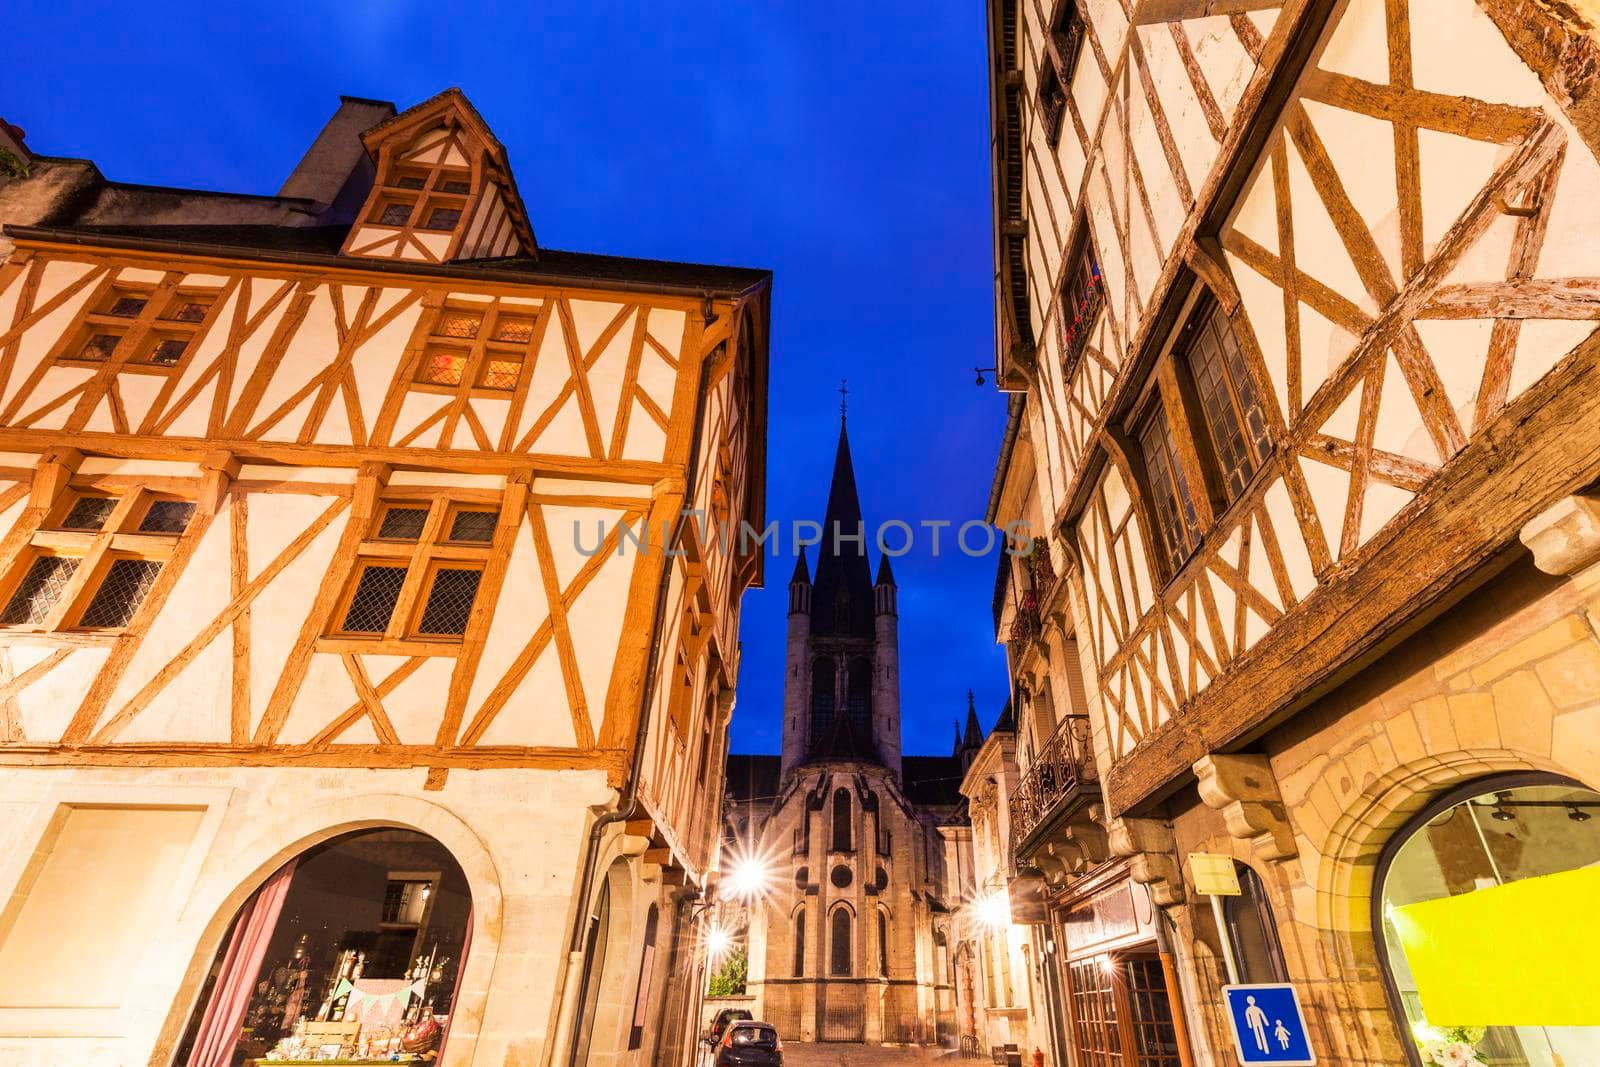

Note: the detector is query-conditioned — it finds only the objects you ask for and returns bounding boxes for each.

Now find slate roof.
[725,754,782,804]
[902,755,965,807]
[10,223,771,296]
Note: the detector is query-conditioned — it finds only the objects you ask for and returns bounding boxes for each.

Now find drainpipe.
[1154,909,1197,1067]
[544,298,723,1067]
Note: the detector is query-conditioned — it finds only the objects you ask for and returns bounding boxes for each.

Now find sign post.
[1221,984,1316,1065]
[1187,852,1242,985]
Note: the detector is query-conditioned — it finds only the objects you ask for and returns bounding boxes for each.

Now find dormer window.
[342,90,536,263]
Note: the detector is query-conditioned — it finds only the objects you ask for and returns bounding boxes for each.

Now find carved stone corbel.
[1194,753,1298,861]
[1520,493,1600,576]
[1106,814,1185,906]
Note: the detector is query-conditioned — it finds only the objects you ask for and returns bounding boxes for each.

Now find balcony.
[1009,712,1098,858]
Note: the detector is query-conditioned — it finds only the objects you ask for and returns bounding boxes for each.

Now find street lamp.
[725,855,771,901]
[975,889,1011,930]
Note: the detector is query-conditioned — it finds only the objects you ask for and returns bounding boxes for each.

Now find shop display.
[175,828,471,1067]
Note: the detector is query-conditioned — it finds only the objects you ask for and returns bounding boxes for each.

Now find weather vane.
[839,378,849,421]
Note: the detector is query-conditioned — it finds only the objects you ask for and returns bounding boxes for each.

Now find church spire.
[810,419,874,637]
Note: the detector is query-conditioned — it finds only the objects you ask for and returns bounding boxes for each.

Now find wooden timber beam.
[1105,339,1600,814]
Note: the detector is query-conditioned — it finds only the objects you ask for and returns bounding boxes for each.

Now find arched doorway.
[173,827,473,1066]
[569,858,637,1067]
[1374,774,1600,1066]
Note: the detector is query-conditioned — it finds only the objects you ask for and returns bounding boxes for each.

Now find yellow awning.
[1391,865,1600,1027]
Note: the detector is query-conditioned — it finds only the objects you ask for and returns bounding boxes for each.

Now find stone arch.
[1301,746,1582,1062]
[150,793,502,1067]
[571,856,639,1067]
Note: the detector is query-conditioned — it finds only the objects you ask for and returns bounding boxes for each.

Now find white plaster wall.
[0,763,613,1067]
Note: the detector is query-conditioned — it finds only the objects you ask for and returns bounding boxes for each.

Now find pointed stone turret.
[951,721,964,757]
[789,548,813,615]
[959,691,984,771]
[873,547,902,780]
[781,548,814,776]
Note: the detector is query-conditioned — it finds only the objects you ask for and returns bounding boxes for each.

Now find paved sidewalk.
[778,1043,959,1065]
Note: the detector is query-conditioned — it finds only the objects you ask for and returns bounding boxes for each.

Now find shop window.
[832,788,852,853]
[1179,298,1270,503]
[1138,404,1202,572]
[793,909,807,977]
[1375,776,1600,1067]
[172,828,472,1066]
[1067,952,1182,1066]
[0,489,196,633]
[1224,862,1288,984]
[830,907,852,976]
[327,497,501,645]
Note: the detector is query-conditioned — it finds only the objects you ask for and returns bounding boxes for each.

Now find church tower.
[779,417,902,782]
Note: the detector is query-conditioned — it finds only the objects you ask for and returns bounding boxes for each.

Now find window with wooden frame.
[326,496,500,646]
[0,489,198,633]
[1038,0,1086,148]
[1176,297,1271,503]
[56,281,222,371]
[411,301,540,397]
[1137,402,1202,573]
[1059,225,1104,375]
[365,158,475,233]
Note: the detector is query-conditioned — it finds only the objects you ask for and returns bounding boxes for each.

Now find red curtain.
[186,859,298,1067]
[437,908,473,1062]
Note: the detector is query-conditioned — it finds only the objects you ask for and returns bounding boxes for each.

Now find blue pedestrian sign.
[1222,984,1315,1065]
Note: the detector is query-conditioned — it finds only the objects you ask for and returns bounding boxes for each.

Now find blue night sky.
[7,1,1009,755]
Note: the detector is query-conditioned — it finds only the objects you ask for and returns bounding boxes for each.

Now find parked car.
[705,1008,753,1046]
[714,1021,782,1066]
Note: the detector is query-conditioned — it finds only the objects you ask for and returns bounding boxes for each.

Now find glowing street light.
[705,923,733,961]
[975,890,1011,930]
[725,855,771,901]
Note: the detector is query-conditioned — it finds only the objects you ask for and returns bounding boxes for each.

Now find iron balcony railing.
[1009,713,1097,850]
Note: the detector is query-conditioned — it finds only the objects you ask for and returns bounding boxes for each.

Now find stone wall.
[0,762,652,1067]
[1162,545,1600,1065]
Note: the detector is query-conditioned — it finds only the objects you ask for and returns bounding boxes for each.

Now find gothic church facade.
[723,422,975,1046]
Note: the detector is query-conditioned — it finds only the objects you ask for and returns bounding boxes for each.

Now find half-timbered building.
[0,90,770,1067]
[987,1,1600,1064]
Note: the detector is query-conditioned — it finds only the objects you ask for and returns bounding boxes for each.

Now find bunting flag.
[334,978,426,1026]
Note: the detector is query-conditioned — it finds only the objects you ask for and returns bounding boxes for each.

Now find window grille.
[143,337,189,366]
[418,349,468,386]
[422,207,461,231]
[378,507,429,541]
[1,557,79,624]
[79,334,121,361]
[440,179,471,194]
[379,202,413,226]
[437,312,482,339]
[395,175,426,190]
[61,497,119,531]
[417,568,481,636]
[493,317,534,343]
[138,500,196,534]
[478,357,521,390]
[448,510,498,543]
[341,565,408,633]
[161,299,211,323]
[79,558,162,628]
[109,296,147,317]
